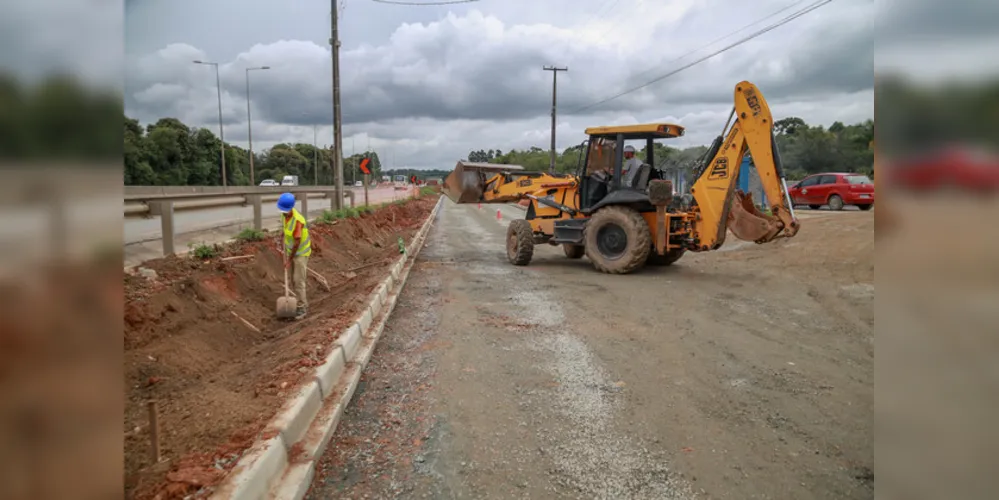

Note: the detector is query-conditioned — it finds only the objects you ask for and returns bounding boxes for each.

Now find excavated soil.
[123,195,439,499]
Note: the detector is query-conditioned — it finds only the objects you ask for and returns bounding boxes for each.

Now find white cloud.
[124,1,877,170]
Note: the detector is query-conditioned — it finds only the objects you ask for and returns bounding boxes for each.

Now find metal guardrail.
[125,186,356,257]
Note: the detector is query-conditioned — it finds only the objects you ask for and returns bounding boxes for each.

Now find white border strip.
[209,195,444,500]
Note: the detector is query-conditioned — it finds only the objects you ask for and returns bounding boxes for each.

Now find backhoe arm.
[689,81,800,250]
[442,160,573,205]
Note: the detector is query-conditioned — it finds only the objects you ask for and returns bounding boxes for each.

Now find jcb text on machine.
[442,81,801,274]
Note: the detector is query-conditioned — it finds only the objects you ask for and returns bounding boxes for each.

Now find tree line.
[466,117,875,181]
[0,73,121,161]
[125,116,385,186]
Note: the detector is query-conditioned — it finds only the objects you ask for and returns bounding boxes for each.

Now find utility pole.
[351,137,356,185]
[330,1,345,209]
[313,125,319,186]
[543,65,568,174]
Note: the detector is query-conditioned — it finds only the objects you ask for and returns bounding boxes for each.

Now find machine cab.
[576,123,685,213]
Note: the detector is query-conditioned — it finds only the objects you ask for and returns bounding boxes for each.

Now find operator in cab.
[277,193,312,320]
[622,145,642,184]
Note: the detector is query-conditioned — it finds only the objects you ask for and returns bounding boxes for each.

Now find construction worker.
[277,193,311,319]
[622,145,642,184]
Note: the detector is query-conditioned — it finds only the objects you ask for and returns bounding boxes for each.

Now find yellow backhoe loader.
[442,81,801,274]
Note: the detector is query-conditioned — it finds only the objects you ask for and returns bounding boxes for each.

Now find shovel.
[276,265,297,319]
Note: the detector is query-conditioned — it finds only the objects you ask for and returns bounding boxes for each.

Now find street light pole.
[245,66,270,186]
[194,60,227,186]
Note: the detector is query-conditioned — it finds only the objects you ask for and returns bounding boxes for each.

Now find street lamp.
[245,66,270,186]
[194,60,227,187]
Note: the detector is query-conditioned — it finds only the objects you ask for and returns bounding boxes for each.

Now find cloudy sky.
[120,0,944,170]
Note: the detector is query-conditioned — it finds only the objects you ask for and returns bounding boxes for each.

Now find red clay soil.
[124,195,439,500]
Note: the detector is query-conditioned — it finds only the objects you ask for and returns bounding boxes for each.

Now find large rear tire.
[584,206,651,274]
[563,243,585,259]
[647,248,685,266]
[506,219,534,266]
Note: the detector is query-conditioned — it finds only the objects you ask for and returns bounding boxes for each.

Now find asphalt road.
[306,201,874,499]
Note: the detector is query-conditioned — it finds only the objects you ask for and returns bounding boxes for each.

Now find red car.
[884,146,999,193]
[788,172,875,211]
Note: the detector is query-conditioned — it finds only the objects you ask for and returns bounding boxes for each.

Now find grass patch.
[316,207,364,224]
[188,242,219,259]
[235,228,266,241]
[318,209,338,224]
[419,186,438,196]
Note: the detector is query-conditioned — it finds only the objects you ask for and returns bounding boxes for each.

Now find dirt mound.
[124,196,438,499]
[712,211,874,285]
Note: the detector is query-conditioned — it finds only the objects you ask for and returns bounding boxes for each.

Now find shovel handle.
[284,265,290,298]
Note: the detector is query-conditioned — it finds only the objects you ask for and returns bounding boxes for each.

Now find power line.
[588,0,627,42]
[570,0,834,114]
[629,0,813,83]
[369,0,479,5]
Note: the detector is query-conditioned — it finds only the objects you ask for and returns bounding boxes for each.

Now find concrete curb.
[209,195,443,500]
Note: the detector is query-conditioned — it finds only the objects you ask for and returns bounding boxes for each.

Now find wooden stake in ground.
[230,311,261,333]
[346,258,389,273]
[148,401,161,463]
[221,254,254,262]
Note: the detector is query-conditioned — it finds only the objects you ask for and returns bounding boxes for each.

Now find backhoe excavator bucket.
[442,161,525,204]
[728,190,783,243]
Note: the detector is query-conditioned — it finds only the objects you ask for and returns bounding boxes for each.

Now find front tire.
[828,195,844,211]
[563,243,585,259]
[584,206,651,274]
[647,248,685,266]
[506,220,534,266]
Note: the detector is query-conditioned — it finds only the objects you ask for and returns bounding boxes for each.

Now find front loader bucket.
[728,190,783,243]
[442,161,525,204]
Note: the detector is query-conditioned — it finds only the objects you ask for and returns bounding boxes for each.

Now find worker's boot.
[295,306,307,320]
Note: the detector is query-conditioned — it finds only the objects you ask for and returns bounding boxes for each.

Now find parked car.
[354,180,363,187]
[787,172,875,210]
[884,146,999,194]
[259,179,279,187]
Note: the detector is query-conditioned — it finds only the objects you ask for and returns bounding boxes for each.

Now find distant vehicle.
[354,180,363,187]
[259,179,279,187]
[393,174,408,190]
[381,176,391,183]
[788,172,874,211]
[884,146,999,193]
[281,175,299,186]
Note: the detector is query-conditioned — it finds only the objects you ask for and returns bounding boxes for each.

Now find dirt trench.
[123,195,439,499]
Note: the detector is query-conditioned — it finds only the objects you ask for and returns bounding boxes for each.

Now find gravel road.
[307,201,874,499]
